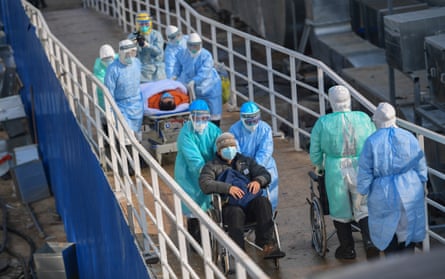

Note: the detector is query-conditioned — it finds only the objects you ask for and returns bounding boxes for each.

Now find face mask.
[188,49,201,58]
[242,120,258,132]
[167,34,180,45]
[192,121,208,134]
[221,146,237,161]
[140,26,149,34]
[124,57,132,65]
[101,58,113,67]
[188,43,201,58]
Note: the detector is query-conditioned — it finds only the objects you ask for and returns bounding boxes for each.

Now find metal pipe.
[25,203,45,239]
[387,0,396,106]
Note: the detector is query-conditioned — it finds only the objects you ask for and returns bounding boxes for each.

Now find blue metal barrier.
[0,1,150,278]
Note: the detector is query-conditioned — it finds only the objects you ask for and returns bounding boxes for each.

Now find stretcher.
[140,79,191,164]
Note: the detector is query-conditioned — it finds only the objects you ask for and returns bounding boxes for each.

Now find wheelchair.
[306,171,361,257]
[209,190,282,275]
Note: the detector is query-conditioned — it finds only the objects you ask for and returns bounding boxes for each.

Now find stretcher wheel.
[310,196,327,257]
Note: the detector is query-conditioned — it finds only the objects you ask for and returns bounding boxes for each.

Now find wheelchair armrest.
[211,193,222,207]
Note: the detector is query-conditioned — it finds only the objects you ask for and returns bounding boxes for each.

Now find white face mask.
[242,121,258,132]
[101,57,114,67]
[192,121,208,134]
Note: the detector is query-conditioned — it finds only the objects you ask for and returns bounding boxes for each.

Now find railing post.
[290,57,301,151]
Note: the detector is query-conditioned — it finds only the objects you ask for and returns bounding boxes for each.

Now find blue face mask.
[221,146,237,161]
[140,26,149,34]
[124,57,132,65]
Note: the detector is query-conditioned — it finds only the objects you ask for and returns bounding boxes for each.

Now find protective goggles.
[191,111,210,122]
[138,20,151,26]
[167,32,179,41]
[187,43,201,52]
[241,114,260,126]
[101,56,114,63]
[119,42,137,51]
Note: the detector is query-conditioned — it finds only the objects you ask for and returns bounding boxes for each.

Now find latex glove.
[188,80,195,89]
[354,194,363,212]
[315,166,324,176]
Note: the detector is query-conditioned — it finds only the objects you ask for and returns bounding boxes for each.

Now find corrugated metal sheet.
[218,0,289,44]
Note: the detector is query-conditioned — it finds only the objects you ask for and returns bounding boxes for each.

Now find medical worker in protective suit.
[174,99,222,245]
[128,11,166,82]
[229,101,280,212]
[104,40,143,137]
[93,44,116,109]
[309,85,378,260]
[164,25,188,79]
[357,102,427,256]
[172,33,222,126]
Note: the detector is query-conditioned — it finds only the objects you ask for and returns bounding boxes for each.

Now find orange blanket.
[147,89,190,109]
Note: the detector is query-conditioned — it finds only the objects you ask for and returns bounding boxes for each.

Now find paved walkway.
[38,1,373,278]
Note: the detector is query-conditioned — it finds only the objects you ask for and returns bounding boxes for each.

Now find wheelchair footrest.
[263,249,286,260]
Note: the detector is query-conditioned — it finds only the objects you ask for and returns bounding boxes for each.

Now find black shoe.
[335,246,356,260]
[143,252,159,264]
[188,218,201,253]
[365,242,380,259]
[359,218,380,260]
[263,244,286,259]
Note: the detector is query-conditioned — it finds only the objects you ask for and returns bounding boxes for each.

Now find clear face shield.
[241,112,260,132]
[167,31,180,44]
[119,42,137,65]
[190,111,210,134]
[138,20,152,34]
[187,42,202,58]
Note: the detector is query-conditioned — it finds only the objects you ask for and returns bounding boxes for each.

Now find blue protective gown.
[357,127,428,250]
[172,48,222,120]
[310,111,375,221]
[174,121,222,216]
[229,120,279,211]
[128,30,166,82]
[164,35,188,79]
[104,58,143,132]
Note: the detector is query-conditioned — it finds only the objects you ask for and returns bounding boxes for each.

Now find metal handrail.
[23,1,267,278]
[24,0,445,278]
[82,0,445,254]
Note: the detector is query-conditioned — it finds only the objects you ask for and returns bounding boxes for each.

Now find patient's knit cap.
[216,132,237,151]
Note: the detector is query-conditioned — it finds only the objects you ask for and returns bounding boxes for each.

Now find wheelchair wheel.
[272,211,281,269]
[310,196,327,257]
[207,208,220,264]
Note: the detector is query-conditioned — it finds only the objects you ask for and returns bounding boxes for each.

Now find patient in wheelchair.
[199,132,285,259]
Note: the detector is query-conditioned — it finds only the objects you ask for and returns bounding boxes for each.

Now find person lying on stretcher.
[147,90,190,111]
